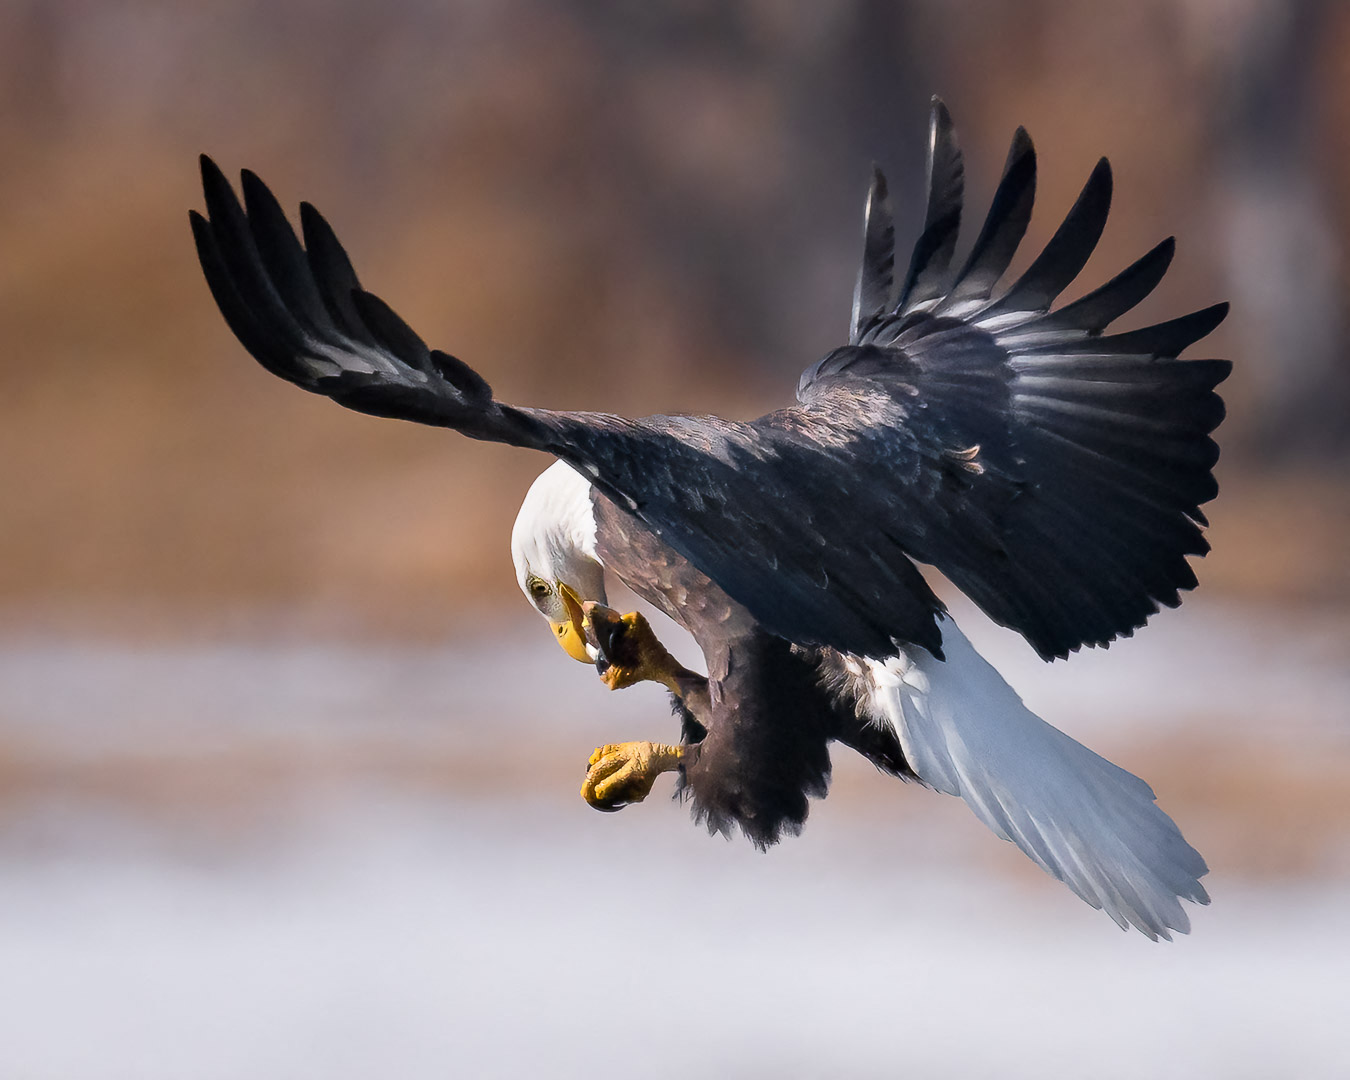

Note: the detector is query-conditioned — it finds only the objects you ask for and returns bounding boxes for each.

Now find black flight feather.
[937,126,1037,313]
[850,166,897,343]
[1034,236,1177,336]
[299,201,375,347]
[980,156,1113,321]
[895,98,964,313]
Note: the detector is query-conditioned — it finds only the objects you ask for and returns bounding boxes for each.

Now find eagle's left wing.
[190,156,533,441]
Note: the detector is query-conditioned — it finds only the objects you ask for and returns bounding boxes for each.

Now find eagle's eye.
[528,577,552,600]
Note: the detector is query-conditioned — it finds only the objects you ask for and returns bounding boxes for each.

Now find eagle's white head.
[510,459,608,662]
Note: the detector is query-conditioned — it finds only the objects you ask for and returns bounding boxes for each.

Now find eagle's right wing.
[786,100,1229,660]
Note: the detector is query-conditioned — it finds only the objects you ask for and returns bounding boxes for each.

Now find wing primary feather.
[895,98,964,313]
[1031,302,1230,359]
[936,126,1036,313]
[979,156,1112,320]
[850,165,897,343]
[190,210,303,381]
[1102,301,1231,357]
[198,156,312,358]
[240,169,332,337]
[1035,236,1176,334]
[924,100,963,230]
[298,201,377,347]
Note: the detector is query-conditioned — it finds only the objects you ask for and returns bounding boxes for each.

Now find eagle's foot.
[582,602,693,694]
[581,741,684,812]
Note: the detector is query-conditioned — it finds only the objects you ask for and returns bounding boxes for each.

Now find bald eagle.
[191,102,1225,939]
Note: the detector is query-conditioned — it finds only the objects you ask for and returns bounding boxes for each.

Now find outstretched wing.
[789,100,1229,659]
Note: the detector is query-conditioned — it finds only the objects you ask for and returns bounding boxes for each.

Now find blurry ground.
[2,798,1349,1080]
[0,597,1347,1078]
[3,2,1350,1077]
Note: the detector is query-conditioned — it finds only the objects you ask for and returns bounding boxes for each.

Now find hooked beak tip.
[549,581,592,663]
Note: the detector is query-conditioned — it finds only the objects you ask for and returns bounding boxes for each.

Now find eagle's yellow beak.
[549,581,592,663]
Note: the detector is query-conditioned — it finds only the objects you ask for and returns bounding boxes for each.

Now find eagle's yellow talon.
[581,603,697,695]
[600,663,638,691]
[587,743,620,768]
[581,741,684,812]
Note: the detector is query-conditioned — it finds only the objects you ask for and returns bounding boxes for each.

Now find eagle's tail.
[863,616,1210,940]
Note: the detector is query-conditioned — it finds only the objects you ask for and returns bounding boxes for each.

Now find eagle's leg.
[581,741,686,812]
[577,602,708,813]
[580,602,704,696]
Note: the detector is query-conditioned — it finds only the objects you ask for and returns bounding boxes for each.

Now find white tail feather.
[864,617,1210,940]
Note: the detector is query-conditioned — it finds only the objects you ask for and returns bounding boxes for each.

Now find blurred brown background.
[3,0,1348,634]
[1,3,1349,1078]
